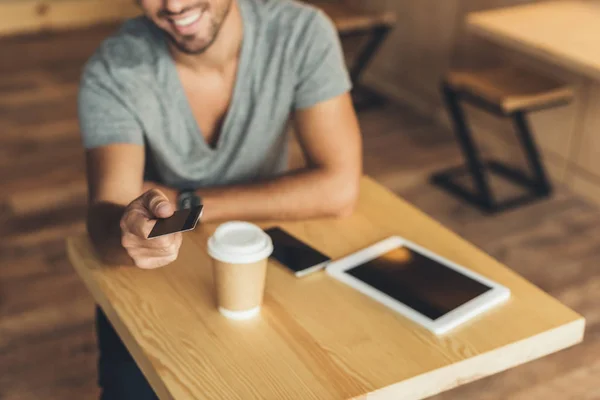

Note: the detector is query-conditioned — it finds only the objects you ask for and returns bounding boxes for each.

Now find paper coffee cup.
[207,222,273,320]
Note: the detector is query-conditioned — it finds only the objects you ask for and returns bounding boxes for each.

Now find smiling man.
[78,0,361,398]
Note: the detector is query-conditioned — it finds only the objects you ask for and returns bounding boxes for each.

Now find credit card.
[147,205,203,239]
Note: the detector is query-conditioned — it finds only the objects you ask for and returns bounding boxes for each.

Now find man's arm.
[148,92,363,223]
[79,69,183,268]
[86,144,180,267]
[85,144,144,264]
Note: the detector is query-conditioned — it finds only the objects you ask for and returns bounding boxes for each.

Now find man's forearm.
[86,202,133,266]
[200,168,359,222]
[149,168,360,223]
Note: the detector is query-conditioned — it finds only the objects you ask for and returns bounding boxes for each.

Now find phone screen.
[147,205,203,239]
[265,227,330,276]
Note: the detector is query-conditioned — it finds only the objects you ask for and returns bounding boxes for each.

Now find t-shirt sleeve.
[78,72,144,149]
[293,10,352,110]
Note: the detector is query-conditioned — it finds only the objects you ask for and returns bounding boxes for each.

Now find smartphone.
[264,227,331,277]
[147,205,204,239]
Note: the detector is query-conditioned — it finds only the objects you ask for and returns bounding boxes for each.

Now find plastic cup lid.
[207,221,273,264]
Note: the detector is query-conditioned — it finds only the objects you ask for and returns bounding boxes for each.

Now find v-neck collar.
[162,0,252,154]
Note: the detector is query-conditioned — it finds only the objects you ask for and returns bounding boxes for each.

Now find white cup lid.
[207,222,273,264]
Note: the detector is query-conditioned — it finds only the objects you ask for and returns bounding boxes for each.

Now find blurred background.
[1,0,599,399]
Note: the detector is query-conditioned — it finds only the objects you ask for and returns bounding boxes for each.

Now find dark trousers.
[95,307,159,400]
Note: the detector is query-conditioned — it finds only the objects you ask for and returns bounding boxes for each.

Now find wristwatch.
[177,189,202,210]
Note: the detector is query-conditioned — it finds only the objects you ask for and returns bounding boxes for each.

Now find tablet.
[326,237,510,335]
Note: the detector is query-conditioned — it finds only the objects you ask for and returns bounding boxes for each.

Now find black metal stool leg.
[348,26,391,85]
[512,111,553,196]
[431,88,556,213]
[341,25,392,111]
[441,84,495,210]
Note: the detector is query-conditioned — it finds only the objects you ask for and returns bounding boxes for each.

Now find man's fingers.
[119,189,182,269]
[134,254,178,270]
[124,232,182,269]
[141,189,174,219]
[121,206,154,238]
[141,233,178,250]
[141,219,158,239]
[122,231,182,252]
[122,189,175,239]
[128,243,180,259]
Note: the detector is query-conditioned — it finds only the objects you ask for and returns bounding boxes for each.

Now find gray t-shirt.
[78,0,351,190]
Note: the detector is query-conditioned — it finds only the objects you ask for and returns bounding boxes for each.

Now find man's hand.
[119,189,183,269]
[142,181,178,205]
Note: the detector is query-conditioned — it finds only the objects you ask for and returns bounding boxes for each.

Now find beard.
[159,0,233,55]
[164,25,218,55]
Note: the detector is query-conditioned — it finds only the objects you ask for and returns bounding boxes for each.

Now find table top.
[67,177,585,400]
[467,0,600,80]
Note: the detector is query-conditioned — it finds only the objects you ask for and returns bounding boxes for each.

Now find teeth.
[173,12,201,27]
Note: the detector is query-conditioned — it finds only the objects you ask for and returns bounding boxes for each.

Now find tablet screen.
[345,246,492,320]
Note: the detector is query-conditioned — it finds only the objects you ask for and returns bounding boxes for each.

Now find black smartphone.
[147,205,204,239]
[264,227,331,277]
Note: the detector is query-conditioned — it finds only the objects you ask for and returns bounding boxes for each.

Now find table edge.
[357,317,585,400]
[466,13,600,82]
[66,236,176,400]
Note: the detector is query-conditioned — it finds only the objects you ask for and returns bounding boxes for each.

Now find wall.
[354,0,600,206]
[0,0,139,36]
[347,0,462,115]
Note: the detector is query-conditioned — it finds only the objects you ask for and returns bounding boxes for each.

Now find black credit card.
[147,205,203,239]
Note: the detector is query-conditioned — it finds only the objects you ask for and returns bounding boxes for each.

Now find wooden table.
[67,177,585,400]
[467,0,600,81]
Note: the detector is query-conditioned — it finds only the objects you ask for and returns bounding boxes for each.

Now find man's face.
[139,0,233,54]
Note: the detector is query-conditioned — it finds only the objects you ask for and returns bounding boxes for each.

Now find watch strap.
[178,190,202,210]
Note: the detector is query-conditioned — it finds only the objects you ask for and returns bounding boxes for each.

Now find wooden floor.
[0,25,598,400]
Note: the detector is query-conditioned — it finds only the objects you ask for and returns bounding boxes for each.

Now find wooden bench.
[304,1,396,109]
[431,65,574,213]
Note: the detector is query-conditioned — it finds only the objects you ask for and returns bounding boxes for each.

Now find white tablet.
[326,236,510,335]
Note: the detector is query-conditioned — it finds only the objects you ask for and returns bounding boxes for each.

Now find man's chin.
[167,34,213,55]
[178,41,212,55]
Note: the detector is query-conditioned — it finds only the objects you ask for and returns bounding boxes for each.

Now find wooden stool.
[431,65,574,213]
[304,1,396,110]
